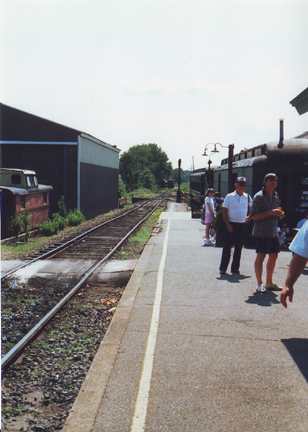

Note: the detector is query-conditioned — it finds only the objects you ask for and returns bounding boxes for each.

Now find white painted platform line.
[130,218,171,432]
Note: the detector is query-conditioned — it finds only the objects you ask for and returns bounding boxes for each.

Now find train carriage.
[189,168,208,217]
[213,134,308,228]
[1,168,53,239]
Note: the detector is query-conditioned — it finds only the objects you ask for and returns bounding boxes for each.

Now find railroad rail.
[2,197,162,279]
[1,196,167,369]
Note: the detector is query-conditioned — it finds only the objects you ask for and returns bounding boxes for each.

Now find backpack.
[213,207,225,231]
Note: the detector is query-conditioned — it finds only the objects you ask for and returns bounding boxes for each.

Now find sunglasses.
[237,182,247,186]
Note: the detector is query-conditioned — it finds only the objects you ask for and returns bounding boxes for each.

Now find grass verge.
[1,225,81,260]
[113,207,162,260]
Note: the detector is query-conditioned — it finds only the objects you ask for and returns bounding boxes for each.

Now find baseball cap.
[235,176,247,183]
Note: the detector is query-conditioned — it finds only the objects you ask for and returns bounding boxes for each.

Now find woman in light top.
[204,188,215,246]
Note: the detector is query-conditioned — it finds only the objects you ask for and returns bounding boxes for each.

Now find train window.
[247,151,253,158]
[34,176,38,186]
[43,192,47,204]
[240,153,246,160]
[255,148,262,156]
[11,174,21,185]
[20,196,25,208]
[26,176,36,187]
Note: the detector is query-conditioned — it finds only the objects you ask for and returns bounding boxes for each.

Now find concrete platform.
[61,201,308,432]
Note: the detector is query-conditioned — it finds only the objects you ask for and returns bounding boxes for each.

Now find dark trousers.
[219,222,246,273]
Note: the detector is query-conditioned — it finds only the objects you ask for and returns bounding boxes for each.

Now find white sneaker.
[256,284,266,293]
[204,239,215,246]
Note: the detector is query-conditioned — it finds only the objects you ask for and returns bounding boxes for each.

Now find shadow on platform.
[245,291,280,307]
[216,273,251,284]
[281,338,308,384]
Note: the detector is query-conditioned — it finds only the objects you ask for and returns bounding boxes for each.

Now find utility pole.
[176,159,182,203]
[228,144,234,193]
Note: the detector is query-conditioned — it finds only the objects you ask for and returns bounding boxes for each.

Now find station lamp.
[202,142,234,193]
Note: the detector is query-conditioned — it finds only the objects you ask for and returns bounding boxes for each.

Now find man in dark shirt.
[250,173,284,292]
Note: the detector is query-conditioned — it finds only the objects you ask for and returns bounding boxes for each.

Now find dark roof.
[0,103,81,142]
[290,87,308,115]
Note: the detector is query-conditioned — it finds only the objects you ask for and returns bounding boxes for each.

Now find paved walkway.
[63,202,308,432]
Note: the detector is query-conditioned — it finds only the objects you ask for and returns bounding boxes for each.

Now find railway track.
[2,197,164,278]
[1,196,169,431]
[1,196,166,369]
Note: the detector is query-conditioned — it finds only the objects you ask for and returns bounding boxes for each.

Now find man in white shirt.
[219,177,253,275]
[280,220,308,308]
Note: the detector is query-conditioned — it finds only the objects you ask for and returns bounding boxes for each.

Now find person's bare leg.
[254,253,266,285]
[205,223,210,240]
[265,253,278,285]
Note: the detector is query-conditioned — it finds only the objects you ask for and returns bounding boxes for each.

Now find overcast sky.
[1,0,307,170]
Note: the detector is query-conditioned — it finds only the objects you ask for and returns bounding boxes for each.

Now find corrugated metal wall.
[80,163,119,219]
[78,134,120,219]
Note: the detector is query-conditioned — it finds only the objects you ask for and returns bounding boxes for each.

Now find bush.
[127,187,152,198]
[37,208,85,235]
[21,208,32,242]
[9,209,32,242]
[67,209,85,226]
[58,196,68,218]
[181,181,190,193]
[118,178,127,197]
[52,213,67,230]
[9,212,23,241]
[38,220,59,236]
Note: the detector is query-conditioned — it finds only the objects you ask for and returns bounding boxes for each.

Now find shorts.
[255,236,280,254]
[205,213,214,224]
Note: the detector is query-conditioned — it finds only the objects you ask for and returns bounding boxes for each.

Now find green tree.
[138,168,156,190]
[119,144,172,191]
[171,168,191,185]
[118,177,127,196]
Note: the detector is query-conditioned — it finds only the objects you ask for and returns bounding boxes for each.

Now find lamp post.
[202,142,234,193]
[207,158,212,187]
[176,159,182,203]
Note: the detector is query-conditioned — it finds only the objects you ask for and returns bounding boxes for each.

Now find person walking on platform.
[296,209,308,229]
[250,173,284,293]
[214,192,224,212]
[280,220,308,308]
[219,177,252,275]
[204,188,216,246]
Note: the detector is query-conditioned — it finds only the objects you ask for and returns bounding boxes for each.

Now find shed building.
[0,104,120,220]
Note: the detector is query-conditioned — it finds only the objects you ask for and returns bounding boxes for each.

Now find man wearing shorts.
[250,173,284,292]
